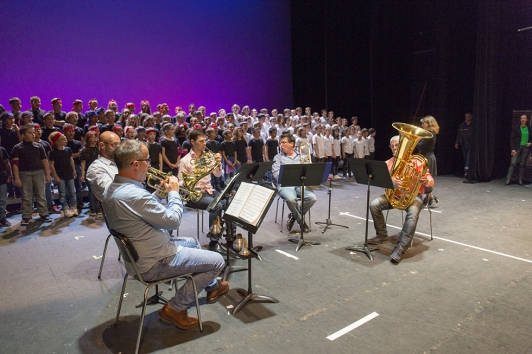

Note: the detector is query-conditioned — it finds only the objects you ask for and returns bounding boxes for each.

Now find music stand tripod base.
[233,290,279,315]
[345,244,378,261]
[315,219,349,234]
[136,285,167,308]
[288,231,321,252]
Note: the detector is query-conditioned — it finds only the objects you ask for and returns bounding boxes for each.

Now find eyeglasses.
[131,158,151,165]
[103,141,119,148]
[280,141,290,145]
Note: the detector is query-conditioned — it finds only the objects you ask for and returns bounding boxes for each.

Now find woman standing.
[417,116,440,207]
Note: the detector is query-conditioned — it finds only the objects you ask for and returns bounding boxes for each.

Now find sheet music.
[225,182,275,226]
[239,186,275,225]
[225,182,254,217]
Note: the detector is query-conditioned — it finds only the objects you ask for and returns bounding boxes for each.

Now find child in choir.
[353,130,368,159]
[361,128,370,158]
[113,125,124,140]
[136,127,147,142]
[11,125,52,225]
[312,124,325,162]
[265,127,279,162]
[342,126,355,178]
[331,128,342,179]
[124,126,136,140]
[63,124,84,214]
[221,130,237,182]
[41,112,61,143]
[65,112,85,144]
[368,128,376,159]
[160,123,180,176]
[247,127,265,163]
[233,127,248,173]
[324,126,332,165]
[83,111,101,136]
[80,131,99,215]
[49,132,77,218]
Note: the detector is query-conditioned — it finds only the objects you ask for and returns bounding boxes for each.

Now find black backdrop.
[291,0,532,180]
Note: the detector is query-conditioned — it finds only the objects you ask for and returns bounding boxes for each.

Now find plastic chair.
[110,229,203,354]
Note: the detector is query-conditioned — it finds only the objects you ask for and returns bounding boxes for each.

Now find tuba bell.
[384,122,433,210]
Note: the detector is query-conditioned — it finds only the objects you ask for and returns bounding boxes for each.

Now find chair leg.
[98,234,111,280]
[385,209,389,223]
[178,275,203,332]
[115,274,128,326]
[201,210,204,233]
[275,196,280,223]
[135,285,152,354]
[280,202,285,232]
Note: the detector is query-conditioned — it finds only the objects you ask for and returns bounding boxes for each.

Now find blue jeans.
[370,194,423,247]
[0,184,7,219]
[58,179,77,209]
[19,170,48,219]
[141,247,224,312]
[278,186,316,225]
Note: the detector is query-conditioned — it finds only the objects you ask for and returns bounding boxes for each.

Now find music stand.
[346,158,394,260]
[223,182,278,314]
[315,162,348,233]
[278,163,327,252]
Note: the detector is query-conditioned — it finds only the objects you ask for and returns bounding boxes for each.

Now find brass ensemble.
[384,122,433,210]
[146,148,220,202]
[298,141,312,164]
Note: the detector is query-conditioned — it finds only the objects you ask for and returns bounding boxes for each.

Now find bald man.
[86,131,120,202]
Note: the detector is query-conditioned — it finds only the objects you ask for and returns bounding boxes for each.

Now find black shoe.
[21,218,30,226]
[301,222,310,233]
[390,244,407,263]
[39,215,52,222]
[0,218,11,227]
[286,213,295,232]
[367,235,388,245]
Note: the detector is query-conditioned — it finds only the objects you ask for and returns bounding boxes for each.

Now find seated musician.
[102,140,228,329]
[367,135,434,263]
[271,132,316,233]
[178,129,226,252]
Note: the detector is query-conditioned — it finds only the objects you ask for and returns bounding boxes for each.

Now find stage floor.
[1,175,531,353]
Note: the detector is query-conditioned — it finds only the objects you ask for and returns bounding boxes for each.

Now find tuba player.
[366,135,434,263]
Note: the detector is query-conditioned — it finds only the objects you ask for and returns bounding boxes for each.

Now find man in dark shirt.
[11,125,52,225]
[455,113,473,178]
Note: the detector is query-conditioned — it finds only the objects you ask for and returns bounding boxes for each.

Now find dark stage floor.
[1,175,531,354]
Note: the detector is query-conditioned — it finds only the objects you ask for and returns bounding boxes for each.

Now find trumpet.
[146,167,203,202]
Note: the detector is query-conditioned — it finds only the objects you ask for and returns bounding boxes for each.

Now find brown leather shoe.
[158,304,198,330]
[207,280,229,304]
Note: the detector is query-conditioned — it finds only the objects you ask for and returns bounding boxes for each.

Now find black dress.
[416,134,437,176]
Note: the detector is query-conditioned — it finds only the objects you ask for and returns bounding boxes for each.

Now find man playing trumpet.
[367,135,434,263]
[103,140,229,329]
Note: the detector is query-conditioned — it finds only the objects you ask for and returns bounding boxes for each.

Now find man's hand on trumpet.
[162,176,180,193]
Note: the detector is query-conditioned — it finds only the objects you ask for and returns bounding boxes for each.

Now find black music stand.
[346,158,394,260]
[223,183,278,314]
[315,162,348,233]
[278,163,327,252]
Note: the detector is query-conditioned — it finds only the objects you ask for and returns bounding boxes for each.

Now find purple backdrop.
[0,0,293,114]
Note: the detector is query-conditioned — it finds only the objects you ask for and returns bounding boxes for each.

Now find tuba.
[384,122,433,210]
[146,148,220,202]
[298,141,312,164]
